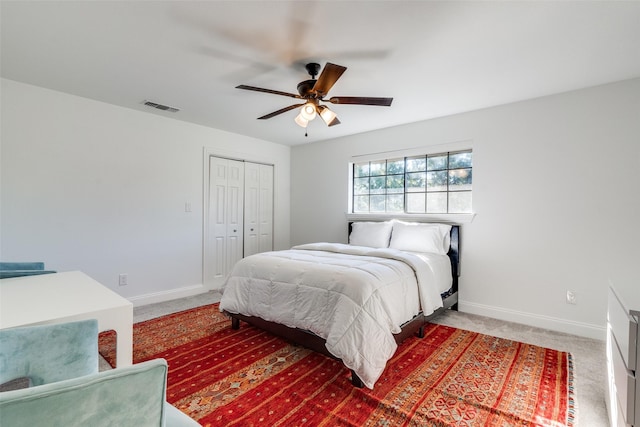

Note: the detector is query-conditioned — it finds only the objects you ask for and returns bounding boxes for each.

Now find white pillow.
[389,221,452,255]
[349,221,393,248]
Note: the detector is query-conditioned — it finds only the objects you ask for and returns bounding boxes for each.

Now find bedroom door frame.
[203,148,275,291]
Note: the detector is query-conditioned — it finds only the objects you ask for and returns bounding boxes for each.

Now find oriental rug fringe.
[99,303,575,427]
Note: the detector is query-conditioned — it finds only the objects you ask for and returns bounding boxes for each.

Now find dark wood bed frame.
[225,223,460,387]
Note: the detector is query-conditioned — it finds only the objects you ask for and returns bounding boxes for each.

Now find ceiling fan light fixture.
[300,102,317,121]
[318,105,338,126]
[294,113,309,128]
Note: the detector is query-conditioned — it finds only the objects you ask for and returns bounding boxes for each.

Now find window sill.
[345,212,476,224]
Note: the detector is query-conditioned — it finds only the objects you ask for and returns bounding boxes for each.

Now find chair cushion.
[0,359,169,426]
[0,319,98,386]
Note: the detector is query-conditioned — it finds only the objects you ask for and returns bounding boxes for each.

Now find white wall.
[291,78,640,340]
[1,79,291,305]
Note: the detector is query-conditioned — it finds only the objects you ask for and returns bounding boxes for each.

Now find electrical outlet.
[566,290,576,305]
[119,274,128,286]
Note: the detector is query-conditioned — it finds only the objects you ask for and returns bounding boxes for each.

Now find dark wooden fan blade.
[328,96,393,106]
[257,104,304,120]
[236,85,301,99]
[312,63,347,96]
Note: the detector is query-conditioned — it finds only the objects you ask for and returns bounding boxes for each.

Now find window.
[352,150,472,214]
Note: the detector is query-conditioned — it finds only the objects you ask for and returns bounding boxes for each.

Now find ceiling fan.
[236,62,393,129]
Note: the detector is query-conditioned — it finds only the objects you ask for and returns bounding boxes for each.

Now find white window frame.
[346,141,476,224]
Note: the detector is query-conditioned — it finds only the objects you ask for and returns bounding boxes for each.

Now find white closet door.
[243,162,260,257]
[225,160,244,272]
[208,157,244,286]
[244,163,273,257]
[258,164,274,253]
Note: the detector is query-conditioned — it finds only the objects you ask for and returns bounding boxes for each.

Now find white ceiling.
[2,1,639,146]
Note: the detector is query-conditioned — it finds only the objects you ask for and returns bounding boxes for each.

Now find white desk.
[0,271,133,367]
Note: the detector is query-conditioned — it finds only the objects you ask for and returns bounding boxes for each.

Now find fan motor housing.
[297,79,317,97]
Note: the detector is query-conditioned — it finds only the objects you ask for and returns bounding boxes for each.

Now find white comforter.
[219,243,452,388]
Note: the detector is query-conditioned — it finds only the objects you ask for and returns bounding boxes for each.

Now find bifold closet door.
[208,157,244,284]
[244,163,274,257]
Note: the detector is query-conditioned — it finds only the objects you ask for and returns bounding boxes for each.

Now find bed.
[219,220,460,389]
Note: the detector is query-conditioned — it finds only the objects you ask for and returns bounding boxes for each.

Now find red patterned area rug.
[99,303,575,426]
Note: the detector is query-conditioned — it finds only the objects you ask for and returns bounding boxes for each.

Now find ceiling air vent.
[143,100,180,113]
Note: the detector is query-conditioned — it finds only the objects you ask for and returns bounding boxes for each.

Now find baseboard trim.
[458,300,606,341]
[128,284,208,307]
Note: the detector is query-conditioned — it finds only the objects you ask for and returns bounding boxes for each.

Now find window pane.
[386,194,404,212]
[351,150,472,215]
[370,176,385,194]
[426,192,447,213]
[449,151,472,169]
[427,155,447,170]
[370,195,385,212]
[406,172,426,192]
[354,162,370,177]
[449,191,472,213]
[449,168,472,191]
[387,159,404,174]
[386,175,404,193]
[406,157,426,172]
[406,193,426,213]
[353,177,369,195]
[353,195,369,212]
[370,161,386,176]
[427,171,447,191]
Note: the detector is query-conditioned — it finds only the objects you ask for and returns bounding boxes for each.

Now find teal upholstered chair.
[0,320,200,426]
[0,319,99,389]
[0,262,56,279]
